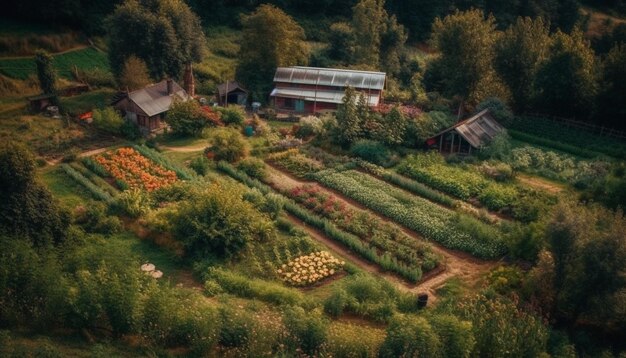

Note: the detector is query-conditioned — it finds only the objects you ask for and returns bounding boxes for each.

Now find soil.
[516,173,564,194]
[266,166,499,303]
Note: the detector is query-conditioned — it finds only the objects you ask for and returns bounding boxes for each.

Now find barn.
[426,109,505,154]
[113,79,190,134]
[270,66,386,114]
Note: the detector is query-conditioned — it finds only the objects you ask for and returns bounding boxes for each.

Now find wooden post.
[439,135,443,152]
[450,132,455,154]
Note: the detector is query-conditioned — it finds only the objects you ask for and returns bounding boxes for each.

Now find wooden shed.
[426,109,505,154]
[112,79,190,134]
[217,81,247,106]
[27,93,56,112]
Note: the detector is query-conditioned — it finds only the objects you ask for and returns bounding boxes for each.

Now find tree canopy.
[236,4,309,102]
[107,0,206,81]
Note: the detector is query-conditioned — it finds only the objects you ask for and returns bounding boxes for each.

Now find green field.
[0,47,110,80]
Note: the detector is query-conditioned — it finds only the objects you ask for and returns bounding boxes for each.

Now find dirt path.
[516,173,564,194]
[160,144,206,153]
[266,166,498,302]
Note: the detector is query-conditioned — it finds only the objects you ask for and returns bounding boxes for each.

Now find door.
[295,99,305,112]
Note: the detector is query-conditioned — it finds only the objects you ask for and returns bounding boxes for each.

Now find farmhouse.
[113,79,190,133]
[217,80,248,106]
[426,109,505,154]
[270,66,386,114]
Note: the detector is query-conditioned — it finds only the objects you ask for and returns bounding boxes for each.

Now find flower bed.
[93,147,178,191]
[287,185,439,272]
[312,169,507,259]
[278,251,344,286]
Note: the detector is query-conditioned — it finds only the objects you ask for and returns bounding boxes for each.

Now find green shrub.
[206,127,249,163]
[350,140,395,167]
[82,157,109,177]
[236,157,267,179]
[282,306,328,356]
[218,306,254,348]
[217,105,245,126]
[114,188,150,217]
[379,316,443,358]
[190,155,211,175]
[93,107,124,135]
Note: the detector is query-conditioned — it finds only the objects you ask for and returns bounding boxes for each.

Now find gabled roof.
[270,87,381,106]
[217,81,247,97]
[128,80,189,117]
[274,66,386,91]
[430,109,505,148]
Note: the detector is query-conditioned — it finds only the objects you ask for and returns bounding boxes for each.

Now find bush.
[282,307,328,356]
[189,155,211,175]
[475,97,513,124]
[93,107,124,135]
[114,188,151,217]
[379,316,443,358]
[350,140,395,167]
[217,105,245,126]
[120,120,141,140]
[172,183,275,258]
[74,203,122,235]
[165,100,211,137]
[236,157,267,180]
[206,127,249,163]
[296,115,324,138]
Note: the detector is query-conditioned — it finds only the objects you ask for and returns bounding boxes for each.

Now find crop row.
[132,145,195,180]
[509,116,626,159]
[216,161,425,282]
[312,169,507,259]
[286,184,440,272]
[266,149,324,178]
[61,164,115,204]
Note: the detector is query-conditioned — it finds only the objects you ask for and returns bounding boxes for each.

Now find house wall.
[274,96,338,113]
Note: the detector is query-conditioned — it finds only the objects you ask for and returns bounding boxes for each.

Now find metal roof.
[270,88,381,106]
[128,80,189,117]
[273,66,386,91]
[217,81,247,97]
[431,109,505,148]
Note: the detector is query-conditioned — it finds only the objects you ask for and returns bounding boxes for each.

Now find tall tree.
[236,4,309,102]
[429,9,505,106]
[376,106,408,146]
[494,17,550,112]
[35,50,57,95]
[118,55,152,91]
[594,43,626,130]
[380,14,408,77]
[335,87,362,145]
[0,142,69,246]
[545,202,626,331]
[352,0,386,67]
[533,30,597,119]
[107,0,206,81]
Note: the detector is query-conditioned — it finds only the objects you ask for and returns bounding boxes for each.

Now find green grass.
[40,165,94,208]
[60,88,115,115]
[0,47,109,80]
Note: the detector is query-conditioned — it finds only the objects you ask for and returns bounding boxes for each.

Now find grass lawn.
[60,88,116,115]
[40,165,95,208]
[0,47,109,80]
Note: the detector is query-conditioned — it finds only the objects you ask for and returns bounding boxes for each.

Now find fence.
[521,113,626,141]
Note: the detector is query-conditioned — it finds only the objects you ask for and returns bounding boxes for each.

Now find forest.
[1,0,626,357]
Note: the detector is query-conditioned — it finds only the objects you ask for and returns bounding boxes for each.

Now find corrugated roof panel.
[274,66,386,90]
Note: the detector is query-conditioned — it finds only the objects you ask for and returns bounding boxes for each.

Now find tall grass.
[60,164,115,203]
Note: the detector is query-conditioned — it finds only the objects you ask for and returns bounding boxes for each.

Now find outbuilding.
[270,66,386,114]
[113,79,190,134]
[426,109,505,154]
[217,81,248,106]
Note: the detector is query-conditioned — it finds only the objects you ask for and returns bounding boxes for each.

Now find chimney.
[183,63,195,97]
[166,78,173,95]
